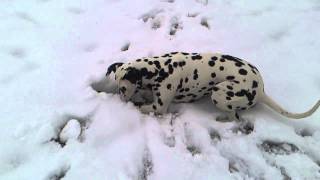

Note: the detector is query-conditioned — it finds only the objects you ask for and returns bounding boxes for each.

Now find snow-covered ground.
[1,0,320,179]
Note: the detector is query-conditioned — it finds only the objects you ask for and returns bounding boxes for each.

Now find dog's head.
[106,62,142,102]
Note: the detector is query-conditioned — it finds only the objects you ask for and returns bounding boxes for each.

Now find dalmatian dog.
[106,52,320,121]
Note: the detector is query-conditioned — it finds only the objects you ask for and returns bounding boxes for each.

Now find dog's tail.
[260,94,320,119]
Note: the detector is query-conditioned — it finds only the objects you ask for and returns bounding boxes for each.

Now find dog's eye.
[120,86,126,94]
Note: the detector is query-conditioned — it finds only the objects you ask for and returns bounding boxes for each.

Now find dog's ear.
[123,67,142,84]
[106,62,124,76]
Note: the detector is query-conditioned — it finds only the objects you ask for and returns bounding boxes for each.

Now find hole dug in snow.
[260,140,300,155]
[50,115,90,147]
[120,42,130,51]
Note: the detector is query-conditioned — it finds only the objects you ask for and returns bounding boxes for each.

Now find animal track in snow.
[169,16,183,36]
[200,17,210,29]
[232,120,254,135]
[67,7,86,15]
[16,12,39,25]
[259,140,300,155]
[82,43,98,52]
[139,148,153,180]
[186,12,199,18]
[140,9,163,23]
[120,42,130,51]
[208,128,221,143]
[48,165,70,180]
[9,48,27,58]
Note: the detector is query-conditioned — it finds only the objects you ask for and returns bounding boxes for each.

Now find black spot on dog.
[152,105,157,110]
[211,72,216,78]
[173,62,178,67]
[208,61,215,66]
[213,87,219,91]
[227,91,234,97]
[158,98,163,106]
[171,52,178,55]
[141,68,157,79]
[136,59,142,62]
[221,55,245,67]
[235,62,243,67]
[168,64,174,74]
[226,97,231,100]
[167,84,172,90]
[193,69,199,80]
[235,113,240,119]
[177,79,183,89]
[227,85,233,90]
[154,56,159,58]
[120,86,126,94]
[164,59,172,65]
[185,88,190,92]
[209,81,215,85]
[146,84,152,89]
[220,58,226,62]
[175,95,185,99]
[179,61,186,67]
[252,80,258,88]
[226,76,235,80]
[144,59,148,62]
[123,67,142,84]
[211,56,218,61]
[227,105,233,110]
[185,77,189,83]
[191,55,202,60]
[213,100,218,104]
[154,61,161,69]
[156,92,161,97]
[235,90,246,97]
[182,52,189,55]
[239,69,248,75]
[219,66,224,71]
[162,54,171,58]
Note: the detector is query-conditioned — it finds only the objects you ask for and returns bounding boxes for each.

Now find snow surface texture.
[1,0,320,179]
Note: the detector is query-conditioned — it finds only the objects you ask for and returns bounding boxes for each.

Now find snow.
[0,0,320,179]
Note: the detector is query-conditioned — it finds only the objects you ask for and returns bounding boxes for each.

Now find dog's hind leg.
[211,80,258,121]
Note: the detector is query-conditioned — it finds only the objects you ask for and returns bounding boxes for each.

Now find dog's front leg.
[139,85,175,115]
